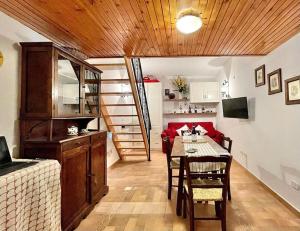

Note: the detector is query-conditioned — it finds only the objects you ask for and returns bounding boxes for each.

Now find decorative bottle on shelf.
[191,124,196,134]
[188,105,192,113]
[194,105,197,113]
[191,124,197,142]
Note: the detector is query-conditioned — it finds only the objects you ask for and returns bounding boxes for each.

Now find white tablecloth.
[0,160,61,231]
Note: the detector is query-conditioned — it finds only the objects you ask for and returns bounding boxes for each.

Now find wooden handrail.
[124,57,151,161]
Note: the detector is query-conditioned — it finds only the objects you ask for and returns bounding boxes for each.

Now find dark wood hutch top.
[20,42,102,74]
[20,42,102,120]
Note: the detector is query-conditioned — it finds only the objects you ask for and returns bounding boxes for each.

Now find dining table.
[171,135,230,216]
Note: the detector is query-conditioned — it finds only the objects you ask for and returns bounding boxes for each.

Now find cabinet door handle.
[88,173,95,177]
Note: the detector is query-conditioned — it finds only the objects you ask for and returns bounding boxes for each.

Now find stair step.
[118,147,146,150]
[120,149,147,156]
[120,149,147,157]
[101,79,130,84]
[86,93,99,97]
[113,132,142,135]
[102,104,135,106]
[108,124,140,126]
[85,79,99,84]
[94,63,125,67]
[101,92,132,96]
[114,139,144,142]
[104,114,138,117]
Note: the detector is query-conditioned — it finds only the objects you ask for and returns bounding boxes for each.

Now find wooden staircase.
[95,58,150,160]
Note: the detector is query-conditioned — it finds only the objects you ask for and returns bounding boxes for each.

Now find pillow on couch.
[176,124,189,136]
[195,125,208,134]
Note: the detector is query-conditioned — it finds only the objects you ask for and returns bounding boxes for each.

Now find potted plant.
[173,76,188,99]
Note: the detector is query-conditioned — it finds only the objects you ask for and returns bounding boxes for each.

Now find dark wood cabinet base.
[63,185,108,231]
[22,131,108,231]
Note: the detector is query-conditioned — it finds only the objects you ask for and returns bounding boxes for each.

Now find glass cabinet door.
[84,69,100,116]
[57,55,81,116]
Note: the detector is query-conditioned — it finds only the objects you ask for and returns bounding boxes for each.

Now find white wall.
[217,33,300,211]
[0,36,21,157]
[141,58,224,128]
[0,12,49,157]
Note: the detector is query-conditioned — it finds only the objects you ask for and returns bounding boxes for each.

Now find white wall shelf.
[163,112,217,116]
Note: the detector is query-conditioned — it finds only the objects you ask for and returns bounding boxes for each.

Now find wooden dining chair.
[183,155,232,231]
[222,137,232,153]
[162,136,180,199]
[221,137,233,200]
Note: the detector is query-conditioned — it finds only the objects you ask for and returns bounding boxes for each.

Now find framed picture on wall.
[267,68,282,95]
[165,89,170,96]
[0,51,3,66]
[255,65,265,87]
[285,76,300,105]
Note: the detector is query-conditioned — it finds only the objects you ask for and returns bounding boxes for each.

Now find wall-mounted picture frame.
[255,65,265,87]
[267,68,282,95]
[285,76,300,105]
[165,89,170,96]
[0,51,3,66]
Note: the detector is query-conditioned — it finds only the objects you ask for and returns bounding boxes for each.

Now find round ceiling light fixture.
[176,9,202,34]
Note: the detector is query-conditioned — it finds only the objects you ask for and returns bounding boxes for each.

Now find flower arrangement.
[173,76,188,94]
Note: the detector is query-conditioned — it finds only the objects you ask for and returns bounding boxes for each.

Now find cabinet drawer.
[91,132,107,146]
[62,137,90,151]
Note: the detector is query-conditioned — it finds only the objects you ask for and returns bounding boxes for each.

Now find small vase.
[168,93,175,100]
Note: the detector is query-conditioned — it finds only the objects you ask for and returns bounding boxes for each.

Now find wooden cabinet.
[20,42,102,119]
[190,82,220,103]
[90,132,107,203]
[62,145,90,228]
[22,131,108,231]
[84,68,101,117]
[20,42,107,231]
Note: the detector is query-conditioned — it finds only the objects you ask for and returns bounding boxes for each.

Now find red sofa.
[161,122,224,153]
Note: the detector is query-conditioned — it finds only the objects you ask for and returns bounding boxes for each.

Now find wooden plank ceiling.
[0,0,299,57]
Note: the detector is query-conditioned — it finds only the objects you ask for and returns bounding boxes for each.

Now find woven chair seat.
[184,179,223,201]
[219,162,226,170]
[170,158,180,169]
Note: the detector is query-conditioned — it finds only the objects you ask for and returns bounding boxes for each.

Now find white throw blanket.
[0,160,61,231]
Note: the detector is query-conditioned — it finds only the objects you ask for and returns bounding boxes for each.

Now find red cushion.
[165,128,173,137]
[167,122,217,138]
[161,121,224,153]
[170,128,177,137]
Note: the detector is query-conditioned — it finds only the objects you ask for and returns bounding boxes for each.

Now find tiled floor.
[76,152,300,231]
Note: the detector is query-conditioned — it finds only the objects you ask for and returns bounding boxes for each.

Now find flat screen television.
[222,97,249,119]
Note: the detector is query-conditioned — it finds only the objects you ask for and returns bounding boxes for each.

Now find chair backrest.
[222,137,232,153]
[162,136,172,165]
[184,155,232,200]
